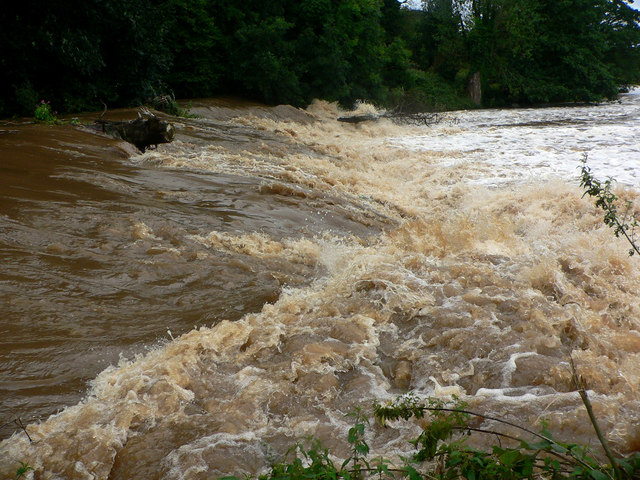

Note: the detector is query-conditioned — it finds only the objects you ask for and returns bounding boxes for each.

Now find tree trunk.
[467,72,482,106]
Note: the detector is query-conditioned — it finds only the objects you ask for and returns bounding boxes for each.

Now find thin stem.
[454,426,522,443]
[422,407,599,473]
[612,215,640,256]
[15,418,33,444]
[571,361,621,480]
[454,426,580,469]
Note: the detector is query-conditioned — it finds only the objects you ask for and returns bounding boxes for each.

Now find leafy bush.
[373,394,640,480]
[15,83,39,117]
[33,100,57,124]
[386,70,475,113]
[221,395,640,480]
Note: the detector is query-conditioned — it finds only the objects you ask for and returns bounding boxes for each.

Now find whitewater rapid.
[393,89,640,187]
[1,93,640,479]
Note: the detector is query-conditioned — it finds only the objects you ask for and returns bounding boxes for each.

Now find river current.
[1,92,639,478]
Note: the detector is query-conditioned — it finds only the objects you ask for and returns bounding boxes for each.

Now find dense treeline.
[1,0,639,117]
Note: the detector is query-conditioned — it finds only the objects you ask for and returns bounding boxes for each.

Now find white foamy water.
[393,89,640,187]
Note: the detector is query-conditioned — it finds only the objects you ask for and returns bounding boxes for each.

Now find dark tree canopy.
[0,0,639,117]
[412,0,640,105]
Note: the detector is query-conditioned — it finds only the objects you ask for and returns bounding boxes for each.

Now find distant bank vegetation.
[1,0,640,117]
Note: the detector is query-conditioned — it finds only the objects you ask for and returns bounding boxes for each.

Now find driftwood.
[338,111,441,126]
[95,107,175,152]
[337,114,379,124]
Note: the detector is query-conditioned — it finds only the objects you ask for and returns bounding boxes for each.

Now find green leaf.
[402,465,422,480]
[587,469,609,480]
[356,443,370,455]
[523,439,551,451]
[498,449,521,467]
[551,443,568,454]
[463,468,476,480]
[521,457,534,477]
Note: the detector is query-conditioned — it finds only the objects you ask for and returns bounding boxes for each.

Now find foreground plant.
[374,394,640,480]
[579,157,640,256]
[220,393,640,480]
[14,461,33,479]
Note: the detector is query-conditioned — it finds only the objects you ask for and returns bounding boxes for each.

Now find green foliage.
[373,394,638,480]
[220,410,372,480]
[383,38,415,90]
[162,0,225,98]
[257,440,343,480]
[0,0,169,116]
[602,0,640,86]
[220,396,640,480]
[232,14,304,105]
[15,83,39,117]
[15,461,33,479]
[1,0,640,116]
[344,408,371,477]
[387,70,475,112]
[421,0,468,82]
[413,0,640,107]
[34,100,57,124]
[579,158,640,256]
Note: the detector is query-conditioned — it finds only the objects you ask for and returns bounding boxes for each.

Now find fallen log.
[337,111,441,126]
[337,114,379,124]
[385,111,441,126]
[95,109,175,152]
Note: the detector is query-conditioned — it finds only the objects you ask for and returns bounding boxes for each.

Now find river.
[1,93,639,478]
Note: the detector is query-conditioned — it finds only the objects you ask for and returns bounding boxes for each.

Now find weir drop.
[1,93,640,478]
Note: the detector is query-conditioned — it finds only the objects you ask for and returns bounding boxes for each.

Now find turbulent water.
[1,92,640,478]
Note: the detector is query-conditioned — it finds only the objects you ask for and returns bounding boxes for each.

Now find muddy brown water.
[1,99,640,479]
[0,108,389,440]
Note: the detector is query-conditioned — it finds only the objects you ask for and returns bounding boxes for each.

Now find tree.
[421,0,637,106]
[601,0,640,86]
[1,0,639,116]
[0,0,169,116]
[467,0,542,104]
[163,0,225,98]
[416,0,469,80]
